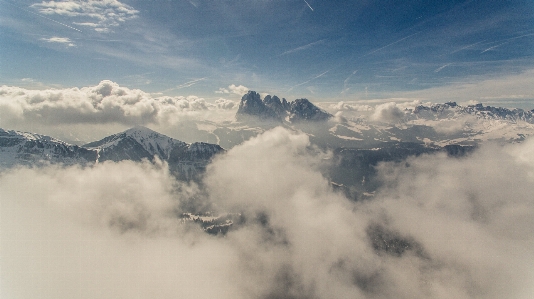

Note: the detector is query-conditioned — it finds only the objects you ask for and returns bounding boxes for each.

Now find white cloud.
[1,128,533,298]
[40,36,75,46]
[31,0,138,33]
[216,84,249,96]
[0,160,241,299]
[330,101,373,111]
[400,69,534,108]
[215,98,236,109]
[370,102,405,123]
[0,80,235,128]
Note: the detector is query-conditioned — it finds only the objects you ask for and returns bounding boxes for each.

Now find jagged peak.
[236,90,332,122]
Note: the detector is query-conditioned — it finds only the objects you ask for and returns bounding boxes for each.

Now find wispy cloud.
[400,69,534,107]
[434,63,451,73]
[40,36,76,47]
[4,1,82,32]
[362,31,421,57]
[303,0,314,11]
[176,77,207,89]
[31,0,138,33]
[278,39,326,56]
[288,70,330,91]
[341,70,357,94]
[480,32,534,54]
[449,40,485,55]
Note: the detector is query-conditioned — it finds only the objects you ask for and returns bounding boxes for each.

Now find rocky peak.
[289,98,332,122]
[236,91,278,120]
[236,91,332,122]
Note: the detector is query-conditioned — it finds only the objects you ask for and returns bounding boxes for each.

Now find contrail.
[480,33,534,54]
[278,39,325,56]
[434,63,451,73]
[161,77,208,93]
[175,77,207,89]
[449,41,484,54]
[288,70,329,91]
[3,0,82,32]
[303,0,314,11]
[362,31,421,57]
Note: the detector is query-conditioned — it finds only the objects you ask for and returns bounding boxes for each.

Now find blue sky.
[1,0,533,104]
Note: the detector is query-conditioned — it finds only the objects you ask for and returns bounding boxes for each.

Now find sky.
[1,0,533,105]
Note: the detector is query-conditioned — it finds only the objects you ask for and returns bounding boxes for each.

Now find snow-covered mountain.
[0,126,224,180]
[314,101,534,147]
[0,128,97,168]
[83,126,224,180]
[409,102,534,123]
[84,126,187,162]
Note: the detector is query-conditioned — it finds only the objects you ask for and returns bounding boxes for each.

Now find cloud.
[174,77,207,90]
[31,0,138,32]
[0,160,241,299]
[205,128,534,298]
[330,101,373,111]
[1,127,534,298]
[215,98,236,109]
[40,36,76,46]
[0,80,233,128]
[216,84,249,96]
[370,102,405,122]
[400,69,534,109]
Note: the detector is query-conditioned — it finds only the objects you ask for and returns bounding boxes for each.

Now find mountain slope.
[1,127,225,181]
[0,128,97,168]
[84,126,187,162]
[84,126,225,180]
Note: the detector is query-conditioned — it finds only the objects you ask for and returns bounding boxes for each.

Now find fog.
[2,128,533,298]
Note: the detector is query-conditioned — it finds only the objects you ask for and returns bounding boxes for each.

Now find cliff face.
[236,91,332,122]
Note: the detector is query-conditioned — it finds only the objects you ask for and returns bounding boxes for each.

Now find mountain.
[0,128,97,168]
[236,91,332,122]
[0,126,224,180]
[408,102,534,123]
[84,126,225,180]
[84,126,187,162]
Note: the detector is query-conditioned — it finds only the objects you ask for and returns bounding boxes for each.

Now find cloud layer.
[1,127,533,298]
[0,80,236,128]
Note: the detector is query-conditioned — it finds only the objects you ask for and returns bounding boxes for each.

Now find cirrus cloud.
[31,0,139,33]
[40,36,76,47]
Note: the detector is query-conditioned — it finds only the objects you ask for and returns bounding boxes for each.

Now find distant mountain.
[408,102,534,123]
[236,91,332,122]
[84,126,187,162]
[0,126,224,180]
[0,128,97,168]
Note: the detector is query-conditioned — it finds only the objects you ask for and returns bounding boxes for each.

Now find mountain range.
[214,93,534,149]
[0,126,224,180]
[2,94,534,195]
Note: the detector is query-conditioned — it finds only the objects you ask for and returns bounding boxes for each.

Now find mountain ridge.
[236,91,332,122]
[0,126,224,180]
